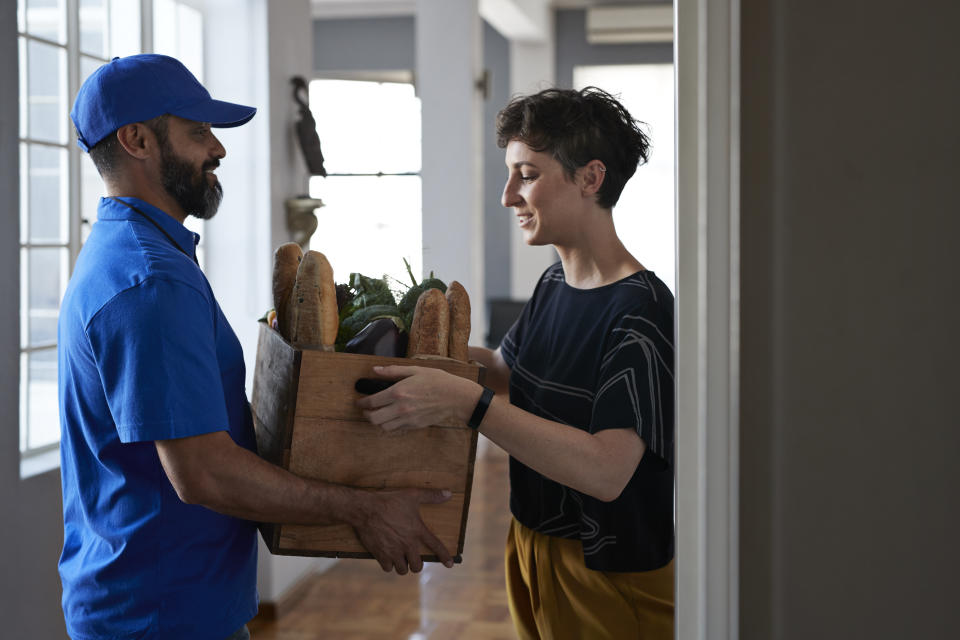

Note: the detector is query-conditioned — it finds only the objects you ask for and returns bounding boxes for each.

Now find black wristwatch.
[467,386,495,430]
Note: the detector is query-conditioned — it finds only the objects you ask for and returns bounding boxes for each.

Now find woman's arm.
[467,346,511,395]
[357,366,645,502]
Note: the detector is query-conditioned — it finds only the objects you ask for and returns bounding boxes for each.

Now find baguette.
[287,250,337,350]
[315,252,338,349]
[272,242,303,341]
[406,288,449,358]
[445,281,470,362]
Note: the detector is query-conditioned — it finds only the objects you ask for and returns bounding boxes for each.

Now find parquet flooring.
[248,439,517,639]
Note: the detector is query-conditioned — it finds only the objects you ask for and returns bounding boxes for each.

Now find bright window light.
[573,64,676,294]
[308,79,422,288]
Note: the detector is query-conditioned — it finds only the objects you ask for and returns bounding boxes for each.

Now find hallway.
[248,441,516,639]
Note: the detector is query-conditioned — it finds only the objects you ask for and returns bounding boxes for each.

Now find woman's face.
[501,139,585,247]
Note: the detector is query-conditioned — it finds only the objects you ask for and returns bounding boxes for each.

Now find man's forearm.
[198,443,372,527]
[157,431,371,527]
[156,430,455,573]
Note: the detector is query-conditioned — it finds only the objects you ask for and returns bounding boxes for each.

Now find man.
[59,54,452,640]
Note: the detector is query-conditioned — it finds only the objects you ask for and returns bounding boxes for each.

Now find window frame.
[18,0,113,473]
[16,0,208,477]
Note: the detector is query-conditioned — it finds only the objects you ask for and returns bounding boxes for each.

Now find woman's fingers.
[372,364,420,379]
[356,371,420,410]
[357,367,467,430]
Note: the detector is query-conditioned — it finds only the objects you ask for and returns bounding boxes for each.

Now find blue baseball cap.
[71,54,256,152]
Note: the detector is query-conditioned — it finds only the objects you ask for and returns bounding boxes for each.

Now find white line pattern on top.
[507,264,673,562]
[512,362,595,401]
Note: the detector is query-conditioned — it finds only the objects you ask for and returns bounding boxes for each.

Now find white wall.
[417,0,488,342]
[202,0,338,604]
[507,5,558,299]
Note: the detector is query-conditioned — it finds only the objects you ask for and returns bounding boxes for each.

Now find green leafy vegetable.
[334,261,446,351]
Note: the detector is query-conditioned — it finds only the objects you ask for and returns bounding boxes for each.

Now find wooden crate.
[251,322,482,563]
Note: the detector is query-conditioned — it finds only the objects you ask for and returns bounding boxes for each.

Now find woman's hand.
[356,365,483,431]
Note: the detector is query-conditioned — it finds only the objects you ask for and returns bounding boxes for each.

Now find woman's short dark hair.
[495,86,650,209]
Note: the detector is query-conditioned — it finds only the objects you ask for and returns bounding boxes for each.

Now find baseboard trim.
[254,564,327,622]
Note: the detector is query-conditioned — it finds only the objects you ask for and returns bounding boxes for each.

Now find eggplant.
[344,317,408,357]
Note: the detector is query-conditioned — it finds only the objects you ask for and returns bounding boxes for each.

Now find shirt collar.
[97,197,201,259]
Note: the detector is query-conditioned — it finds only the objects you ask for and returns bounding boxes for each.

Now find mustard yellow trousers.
[505,518,674,640]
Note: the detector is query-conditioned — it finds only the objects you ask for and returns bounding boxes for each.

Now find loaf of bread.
[286,250,337,350]
[315,252,338,349]
[445,281,470,362]
[406,288,449,358]
[272,243,303,341]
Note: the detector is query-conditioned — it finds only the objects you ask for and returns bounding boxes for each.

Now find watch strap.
[467,386,495,430]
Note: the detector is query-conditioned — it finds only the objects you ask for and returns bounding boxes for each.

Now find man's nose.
[210,133,226,159]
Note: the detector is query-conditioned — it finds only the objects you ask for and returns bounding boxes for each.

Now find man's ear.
[579,159,607,198]
[115,123,156,160]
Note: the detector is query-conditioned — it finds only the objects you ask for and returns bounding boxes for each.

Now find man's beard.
[158,137,223,220]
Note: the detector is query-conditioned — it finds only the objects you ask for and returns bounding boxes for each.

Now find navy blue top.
[58,197,258,639]
[500,263,675,572]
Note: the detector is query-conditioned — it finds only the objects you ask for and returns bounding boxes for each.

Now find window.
[573,64,676,294]
[307,79,422,288]
[17,0,203,476]
[18,0,143,475]
[153,0,207,266]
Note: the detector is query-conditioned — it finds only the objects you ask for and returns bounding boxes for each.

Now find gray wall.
[482,21,512,301]
[0,2,68,637]
[739,1,960,638]
[313,16,415,71]
[312,15,514,304]
[555,8,672,89]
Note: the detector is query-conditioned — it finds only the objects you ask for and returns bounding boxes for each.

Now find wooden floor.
[248,440,517,639]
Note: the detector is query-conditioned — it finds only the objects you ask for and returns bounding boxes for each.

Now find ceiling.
[310,0,669,20]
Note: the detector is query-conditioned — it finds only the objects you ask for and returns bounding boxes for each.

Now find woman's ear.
[115,122,156,161]
[579,159,607,198]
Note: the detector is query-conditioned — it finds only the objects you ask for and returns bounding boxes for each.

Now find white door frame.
[675,0,740,638]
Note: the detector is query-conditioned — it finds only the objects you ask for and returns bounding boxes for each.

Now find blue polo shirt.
[58,197,258,640]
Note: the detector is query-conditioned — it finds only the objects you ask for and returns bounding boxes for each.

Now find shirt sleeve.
[590,309,675,468]
[499,306,526,370]
[499,266,554,369]
[85,277,230,443]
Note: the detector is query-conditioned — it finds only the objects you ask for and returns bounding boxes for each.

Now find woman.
[357,87,674,639]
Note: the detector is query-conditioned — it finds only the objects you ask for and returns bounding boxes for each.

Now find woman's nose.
[502,177,522,208]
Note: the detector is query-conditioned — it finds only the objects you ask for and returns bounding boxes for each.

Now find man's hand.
[353,487,455,574]
[356,365,483,431]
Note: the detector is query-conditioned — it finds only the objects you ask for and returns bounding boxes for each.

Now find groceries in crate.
[269,243,338,351]
[405,285,471,360]
[344,317,406,357]
[444,281,471,361]
[259,243,471,361]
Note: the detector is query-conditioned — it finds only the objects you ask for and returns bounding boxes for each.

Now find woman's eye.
[520,175,537,182]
